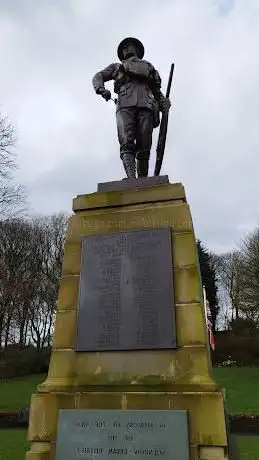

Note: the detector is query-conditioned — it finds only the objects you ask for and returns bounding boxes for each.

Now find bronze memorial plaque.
[75,228,176,351]
[55,410,190,460]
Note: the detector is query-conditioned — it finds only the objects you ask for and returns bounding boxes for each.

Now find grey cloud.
[1,0,259,253]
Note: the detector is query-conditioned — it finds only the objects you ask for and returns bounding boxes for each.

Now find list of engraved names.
[75,228,176,351]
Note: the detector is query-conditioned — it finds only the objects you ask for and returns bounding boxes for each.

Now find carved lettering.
[77,447,103,454]
[76,421,89,428]
[95,420,106,428]
[108,434,118,441]
[56,409,189,460]
[76,228,176,352]
[127,421,154,428]
[125,434,134,441]
[108,448,128,455]
[134,449,166,456]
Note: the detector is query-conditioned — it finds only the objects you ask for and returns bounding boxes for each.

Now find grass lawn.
[213,367,259,414]
[0,374,45,411]
[0,429,28,460]
[237,436,259,460]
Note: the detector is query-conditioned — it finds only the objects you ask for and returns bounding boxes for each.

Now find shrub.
[213,333,259,366]
[0,346,51,379]
[230,318,259,337]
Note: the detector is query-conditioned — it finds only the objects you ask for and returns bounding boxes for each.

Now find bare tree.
[28,213,68,347]
[0,219,42,346]
[240,229,259,325]
[0,213,68,348]
[0,113,26,217]
[213,251,244,328]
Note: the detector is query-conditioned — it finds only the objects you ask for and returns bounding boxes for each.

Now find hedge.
[0,345,51,379]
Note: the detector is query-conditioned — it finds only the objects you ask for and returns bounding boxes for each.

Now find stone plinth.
[25,179,229,460]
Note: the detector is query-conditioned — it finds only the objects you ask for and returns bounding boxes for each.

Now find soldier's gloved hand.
[160,97,171,113]
[97,88,111,101]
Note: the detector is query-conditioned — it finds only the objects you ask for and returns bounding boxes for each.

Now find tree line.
[0,110,67,350]
[197,233,259,334]
[213,231,259,331]
[0,214,67,348]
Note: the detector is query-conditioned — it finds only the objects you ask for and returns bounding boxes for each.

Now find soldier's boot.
[137,159,149,177]
[121,153,136,178]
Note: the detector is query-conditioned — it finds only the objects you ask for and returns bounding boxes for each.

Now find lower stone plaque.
[55,409,190,460]
[75,228,176,351]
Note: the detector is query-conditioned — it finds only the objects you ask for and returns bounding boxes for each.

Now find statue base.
[25,180,229,460]
[97,175,169,191]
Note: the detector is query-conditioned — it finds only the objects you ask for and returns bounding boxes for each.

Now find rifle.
[154,63,175,176]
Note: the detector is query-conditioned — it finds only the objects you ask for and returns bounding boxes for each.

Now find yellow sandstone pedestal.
[25,181,229,460]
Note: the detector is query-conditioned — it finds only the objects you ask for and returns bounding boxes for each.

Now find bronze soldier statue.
[92,37,171,178]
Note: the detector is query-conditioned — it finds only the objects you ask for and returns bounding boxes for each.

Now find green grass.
[213,367,259,414]
[0,429,28,460]
[0,374,45,411]
[237,436,259,460]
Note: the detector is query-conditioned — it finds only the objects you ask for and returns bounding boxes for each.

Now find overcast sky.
[0,0,258,253]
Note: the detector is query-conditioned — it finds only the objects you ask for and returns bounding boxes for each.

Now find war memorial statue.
[92,37,173,179]
[24,38,233,460]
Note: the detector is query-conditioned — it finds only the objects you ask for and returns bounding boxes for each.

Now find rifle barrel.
[154,63,175,176]
[166,63,174,99]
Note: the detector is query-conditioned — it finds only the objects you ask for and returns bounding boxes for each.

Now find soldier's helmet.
[117,37,145,61]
